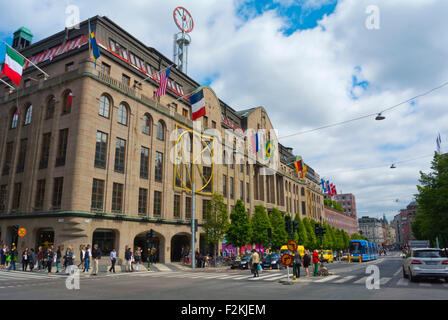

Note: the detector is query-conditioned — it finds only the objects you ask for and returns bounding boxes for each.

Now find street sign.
[287,240,298,252]
[281,253,293,267]
[18,228,26,237]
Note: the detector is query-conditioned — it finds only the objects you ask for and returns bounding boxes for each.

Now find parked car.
[402,248,448,282]
[231,254,252,270]
[261,253,283,270]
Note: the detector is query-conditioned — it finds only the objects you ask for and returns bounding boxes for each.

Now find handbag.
[257,264,262,271]
[6,255,11,263]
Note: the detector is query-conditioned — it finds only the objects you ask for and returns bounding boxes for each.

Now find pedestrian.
[109,248,117,273]
[125,247,132,272]
[29,249,35,272]
[37,246,44,271]
[55,246,62,273]
[91,244,101,275]
[152,247,157,264]
[312,250,320,276]
[64,246,74,274]
[134,247,142,271]
[84,245,91,273]
[0,245,7,269]
[251,249,260,278]
[22,248,30,271]
[303,250,311,277]
[44,247,54,275]
[8,246,18,271]
[293,252,302,279]
[78,245,86,269]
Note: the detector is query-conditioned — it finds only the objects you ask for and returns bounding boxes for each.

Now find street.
[0,252,446,300]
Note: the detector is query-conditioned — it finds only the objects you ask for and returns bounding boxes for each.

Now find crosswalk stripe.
[334,276,356,283]
[231,275,253,280]
[419,282,432,287]
[380,277,392,285]
[0,271,58,280]
[353,276,367,284]
[393,268,402,277]
[315,275,340,283]
[396,278,409,286]
[248,273,282,281]
[263,274,286,281]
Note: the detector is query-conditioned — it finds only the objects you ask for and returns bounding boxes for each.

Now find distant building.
[392,201,418,246]
[358,216,384,245]
[329,193,357,219]
[323,206,358,236]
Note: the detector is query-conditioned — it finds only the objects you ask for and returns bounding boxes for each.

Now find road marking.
[380,277,392,285]
[154,264,172,272]
[393,268,402,277]
[263,274,287,281]
[333,276,356,283]
[396,278,409,286]
[315,275,340,283]
[354,276,367,284]
[419,283,432,287]
[248,273,284,281]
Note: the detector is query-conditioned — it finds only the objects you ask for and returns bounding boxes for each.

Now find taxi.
[320,250,334,263]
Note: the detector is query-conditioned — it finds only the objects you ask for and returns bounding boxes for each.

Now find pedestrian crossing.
[123,270,448,288]
[0,270,67,285]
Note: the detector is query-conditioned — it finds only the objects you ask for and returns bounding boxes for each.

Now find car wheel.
[409,268,417,282]
[402,266,408,279]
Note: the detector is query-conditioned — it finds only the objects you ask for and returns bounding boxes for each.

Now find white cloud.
[2,0,447,221]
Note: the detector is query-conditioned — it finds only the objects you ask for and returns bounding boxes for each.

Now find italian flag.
[2,46,24,86]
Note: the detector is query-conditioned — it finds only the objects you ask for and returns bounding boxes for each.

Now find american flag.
[153,67,171,100]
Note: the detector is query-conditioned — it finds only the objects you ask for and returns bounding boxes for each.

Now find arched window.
[62,90,73,114]
[99,95,110,118]
[24,105,32,125]
[118,103,128,125]
[156,120,164,140]
[142,114,151,135]
[11,108,19,129]
[46,96,55,119]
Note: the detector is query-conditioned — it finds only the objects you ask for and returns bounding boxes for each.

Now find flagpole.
[135,63,175,87]
[0,78,15,91]
[2,41,50,79]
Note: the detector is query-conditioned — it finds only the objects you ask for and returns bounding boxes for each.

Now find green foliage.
[226,199,252,251]
[302,218,318,250]
[203,194,229,255]
[414,153,448,248]
[350,233,368,241]
[294,214,308,246]
[324,199,343,212]
[251,205,272,247]
[269,208,288,250]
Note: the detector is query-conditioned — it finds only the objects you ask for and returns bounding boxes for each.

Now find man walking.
[303,250,311,277]
[293,252,302,279]
[251,249,260,278]
[312,250,320,276]
[8,246,18,271]
[109,248,117,273]
[91,244,102,275]
[84,245,91,273]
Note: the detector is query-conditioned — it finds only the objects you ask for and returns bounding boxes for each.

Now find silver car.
[402,248,448,282]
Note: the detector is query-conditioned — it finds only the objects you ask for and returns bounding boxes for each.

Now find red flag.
[67,92,73,106]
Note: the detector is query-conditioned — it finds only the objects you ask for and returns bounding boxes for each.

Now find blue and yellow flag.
[89,23,101,67]
[265,140,273,159]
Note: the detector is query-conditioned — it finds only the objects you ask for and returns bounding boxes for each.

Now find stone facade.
[323,205,358,235]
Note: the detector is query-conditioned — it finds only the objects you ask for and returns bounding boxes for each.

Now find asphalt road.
[0,252,447,300]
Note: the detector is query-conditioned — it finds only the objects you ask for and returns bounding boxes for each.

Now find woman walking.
[303,250,311,277]
[44,248,54,275]
[78,245,85,269]
[84,245,91,273]
[1,245,8,269]
[22,248,30,271]
[55,246,62,273]
[109,248,117,273]
[37,246,44,271]
[125,247,132,272]
[64,246,74,274]
[134,247,142,271]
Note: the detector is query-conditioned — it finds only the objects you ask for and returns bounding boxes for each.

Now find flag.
[265,140,273,159]
[326,180,331,195]
[67,92,73,107]
[331,184,337,196]
[436,133,441,154]
[302,164,308,179]
[153,67,171,100]
[89,23,101,67]
[2,46,24,86]
[320,179,326,192]
[190,88,206,121]
[294,158,302,175]
[250,133,259,154]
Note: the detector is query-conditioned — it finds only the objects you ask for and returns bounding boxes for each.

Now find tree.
[415,153,448,248]
[203,194,229,263]
[302,218,318,250]
[226,199,252,255]
[269,208,288,250]
[350,233,368,241]
[293,214,308,246]
[251,205,272,248]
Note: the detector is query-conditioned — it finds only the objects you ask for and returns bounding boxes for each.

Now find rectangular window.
[16,138,27,173]
[109,39,128,60]
[95,131,108,169]
[52,177,63,209]
[12,183,21,210]
[153,191,162,217]
[203,166,212,193]
[101,63,111,75]
[185,197,192,219]
[0,185,7,212]
[302,201,306,216]
[2,142,13,175]
[230,177,234,199]
[182,109,189,118]
[223,175,227,197]
[122,74,130,86]
[246,182,250,203]
[240,180,244,200]
[91,179,104,211]
[203,116,208,129]
[138,188,148,216]
[140,146,149,179]
[202,199,210,220]
[174,194,181,219]
[56,129,68,167]
[154,151,163,182]
[112,183,123,213]
[39,133,51,169]
[34,179,46,210]
[212,121,216,129]
[65,62,74,72]
[114,138,126,173]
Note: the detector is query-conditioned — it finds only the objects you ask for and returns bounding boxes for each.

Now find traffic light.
[149,229,155,239]
[192,219,198,233]
[293,221,299,233]
[314,224,320,236]
[285,215,292,234]
[321,226,326,235]
[13,225,19,235]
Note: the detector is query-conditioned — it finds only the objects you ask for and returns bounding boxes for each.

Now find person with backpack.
[303,250,311,277]
[293,252,302,279]
[91,244,102,275]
